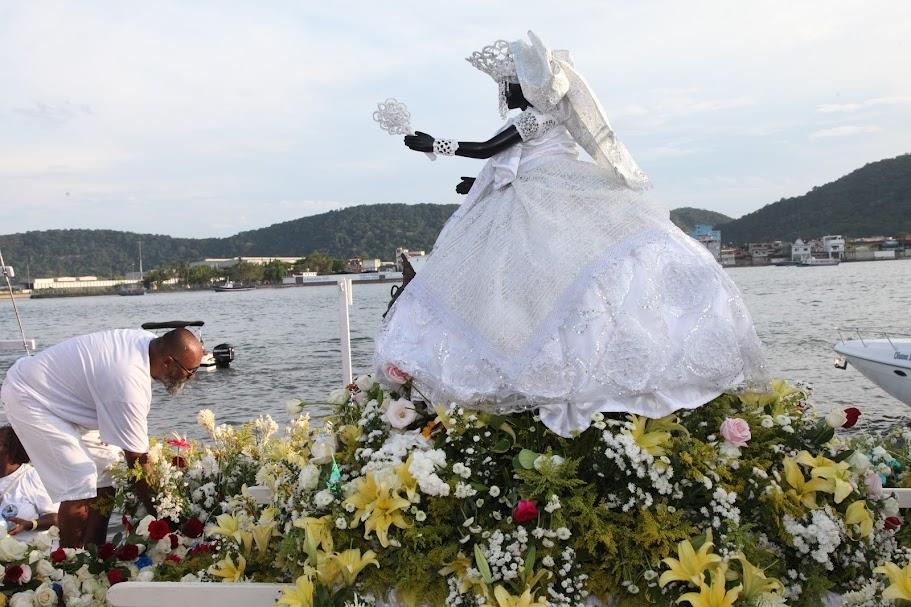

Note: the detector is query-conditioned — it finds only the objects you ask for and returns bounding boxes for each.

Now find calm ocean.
[2,260,910,438]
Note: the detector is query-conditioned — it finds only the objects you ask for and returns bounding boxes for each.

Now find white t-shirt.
[5,329,156,453]
[0,463,58,543]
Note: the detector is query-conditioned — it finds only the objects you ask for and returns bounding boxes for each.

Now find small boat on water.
[213,281,255,292]
[834,327,911,406]
[799,257,840,266]
[118,283,145,296]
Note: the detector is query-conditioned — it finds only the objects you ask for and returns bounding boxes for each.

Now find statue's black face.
[506,82,530,110]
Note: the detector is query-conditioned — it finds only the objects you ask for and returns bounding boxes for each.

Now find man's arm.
[123,450,157,516]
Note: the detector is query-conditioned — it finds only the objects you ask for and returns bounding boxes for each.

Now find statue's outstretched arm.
[404,127,522,160]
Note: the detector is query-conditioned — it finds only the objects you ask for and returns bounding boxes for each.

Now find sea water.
[1,260,910,438]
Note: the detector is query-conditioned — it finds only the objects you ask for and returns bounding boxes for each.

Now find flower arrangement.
[3,374,911,607]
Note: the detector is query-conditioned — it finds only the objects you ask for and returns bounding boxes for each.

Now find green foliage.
[722,152,911,244]
[669,207,733,233]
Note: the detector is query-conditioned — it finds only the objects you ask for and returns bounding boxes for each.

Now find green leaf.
[832,450,854,463]
[517,449,539,470]
[523,544,536,580]
[111,532,123,546]
[814,426,835,445]
[491,437,512,453]
[474,544,493,585]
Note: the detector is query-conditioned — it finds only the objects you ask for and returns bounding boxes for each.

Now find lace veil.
[505,31,651,191]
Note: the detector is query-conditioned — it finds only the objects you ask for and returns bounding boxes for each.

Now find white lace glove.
[432,138,459,156]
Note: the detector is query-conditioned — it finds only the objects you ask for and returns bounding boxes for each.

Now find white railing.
[836,327,911,349]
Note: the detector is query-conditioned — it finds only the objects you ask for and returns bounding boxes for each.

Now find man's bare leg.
[85,486,114,547]
[58,499,93,548]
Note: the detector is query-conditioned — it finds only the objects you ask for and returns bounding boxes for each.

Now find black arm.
[404,127,523,160]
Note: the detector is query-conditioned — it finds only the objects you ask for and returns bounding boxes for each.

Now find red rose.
[107,569,127,585]
[171,456,187,469]
[50,547,67,564]
[98,543,117,560]
[148,519,171,541]
[843,407,861,429]
[512,499,539,523]
[117,543,139,561]
[165,554,182,564]
[189,543,212,558]
[169,533,179,549]
[122,515,134,533]
[885,516,902,530]
[182,517,204,538]
[4,564,26,585]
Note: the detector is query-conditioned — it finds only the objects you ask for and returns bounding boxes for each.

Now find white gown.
[375,104,765,437]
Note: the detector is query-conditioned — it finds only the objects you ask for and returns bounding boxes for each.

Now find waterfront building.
[720,247,738,267]
[822,235,845,259]
[688,225,721,261]
[32,276,140,292]
[394,248,427,271]
[791,239,812,262]
[190,256,304,269]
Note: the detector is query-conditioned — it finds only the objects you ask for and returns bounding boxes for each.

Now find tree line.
[143,253,347,288]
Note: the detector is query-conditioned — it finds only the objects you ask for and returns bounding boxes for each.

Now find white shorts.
[1,383,122,503]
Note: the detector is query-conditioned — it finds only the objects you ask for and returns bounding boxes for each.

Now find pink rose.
[719,417,751,447]
[383,364,411,385]
[864,470,884,499]
[512,500,539,524]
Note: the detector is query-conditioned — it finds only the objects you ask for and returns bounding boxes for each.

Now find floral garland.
[3,375,911,607]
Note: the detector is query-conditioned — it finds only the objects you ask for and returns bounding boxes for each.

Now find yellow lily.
[733,553,783,600]
[277,574,315,607]
[740,379,801,410]
[344,473,411,547]
[440,553,487,595]
[796,451,854,503]
[481,586,547,607]
[338,424,362,448]
[208,513,244,542]
[844,500,874,539]
[677,565,742,607]
[328,549,380,586]
[293,515,335,553]
[627,415,672,457]
[782,457,830,508]
[396,455,420,503]
[208,554,247,582]
[875,561,911,602]
[659,531,722,588]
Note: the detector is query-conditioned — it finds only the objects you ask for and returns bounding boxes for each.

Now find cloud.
[12,101,93,126]
[816,96,911,113]
[809,125,882,140]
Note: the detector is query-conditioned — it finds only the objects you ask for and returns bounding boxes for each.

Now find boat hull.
[834,339,911,405]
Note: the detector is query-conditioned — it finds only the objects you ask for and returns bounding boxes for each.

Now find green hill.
[668,207,733,233]
[720,153,911,244]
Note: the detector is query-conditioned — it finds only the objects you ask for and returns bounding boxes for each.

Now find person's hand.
[6,517,34,535]
[404,131,434,153]
[456,177,475,195]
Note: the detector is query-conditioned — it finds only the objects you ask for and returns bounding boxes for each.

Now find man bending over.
[0,328,203,547]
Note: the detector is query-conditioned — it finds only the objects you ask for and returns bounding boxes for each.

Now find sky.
[1,1,909,238]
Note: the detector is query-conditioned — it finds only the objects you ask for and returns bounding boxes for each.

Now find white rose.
[136,569,155,582]
[10,590,35,607]
[31,531,54,552]
[181,573,200,583]
[285,399,304,416]
[35,559,59,579]
[848,451,872,473]
[883,496,900,518]
[327,388,349,406]
[69,596,94,607]
[60,574,80,598]
[311,434,336,465]
[298,464,320,491]
[29,549,43,564]
[0,535,28,561]
[825,409,847,429]
[354,374,375,392]
[385,398,417,429]
[81,578,101,596]
[314,489,335,509]
[34,582,58,607]
[135,514,156,538]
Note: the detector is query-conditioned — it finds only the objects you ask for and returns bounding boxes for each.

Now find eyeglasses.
[169,356,199,378]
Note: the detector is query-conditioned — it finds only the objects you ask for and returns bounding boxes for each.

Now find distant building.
[281,272,319,285]
[791,239,811,262]
[362,258,382,272]
[33,276,140,291]
[688,225,721,262]
[720,247,738,267]
[822,235,845,259]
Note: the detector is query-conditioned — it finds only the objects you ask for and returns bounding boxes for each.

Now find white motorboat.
[799,257,840,266]
[834,328,911,405]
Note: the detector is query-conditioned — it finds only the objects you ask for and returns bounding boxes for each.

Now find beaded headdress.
[466,40,519,118]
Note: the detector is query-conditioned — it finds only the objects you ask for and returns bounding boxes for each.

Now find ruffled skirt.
[375,158,764,436]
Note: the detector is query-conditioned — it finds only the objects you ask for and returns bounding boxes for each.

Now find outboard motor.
[212,343,235,368]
